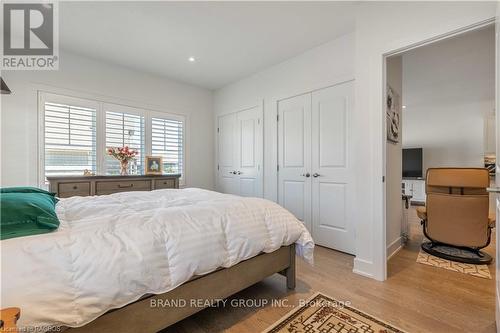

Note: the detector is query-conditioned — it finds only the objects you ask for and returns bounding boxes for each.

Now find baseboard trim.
[387,237,403,260]
[353,258,374,278]
[496,292,500,332]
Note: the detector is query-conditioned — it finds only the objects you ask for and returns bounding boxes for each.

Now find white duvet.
[1,188,314,330]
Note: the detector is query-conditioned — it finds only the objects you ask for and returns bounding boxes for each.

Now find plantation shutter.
[44,101,97,179]
[105,111,145,175]
[151,116,184,175]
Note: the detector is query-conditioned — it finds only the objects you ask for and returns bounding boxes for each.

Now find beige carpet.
[264,293,406,333]
[416,250,491,279]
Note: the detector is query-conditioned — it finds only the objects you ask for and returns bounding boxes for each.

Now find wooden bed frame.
[67,244,295,332]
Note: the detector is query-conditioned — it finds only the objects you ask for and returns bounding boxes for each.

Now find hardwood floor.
[163,206,496,333]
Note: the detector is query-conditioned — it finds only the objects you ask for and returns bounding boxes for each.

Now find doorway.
[383,22,496,317]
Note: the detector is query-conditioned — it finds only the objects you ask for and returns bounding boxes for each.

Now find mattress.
[0,188,314,330]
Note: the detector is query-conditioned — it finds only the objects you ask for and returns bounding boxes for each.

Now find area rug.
[263,292,406,333]
[416,250,491,279]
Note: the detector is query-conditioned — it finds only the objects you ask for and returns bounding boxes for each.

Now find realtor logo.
[1,2,59,69]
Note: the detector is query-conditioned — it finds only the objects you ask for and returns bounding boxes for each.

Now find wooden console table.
[47,174,181,198]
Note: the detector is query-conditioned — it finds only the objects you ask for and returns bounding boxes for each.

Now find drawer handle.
[72,186,78,190]
[118,184,134,188]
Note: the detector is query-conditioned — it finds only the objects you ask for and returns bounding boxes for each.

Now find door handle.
[487,187,500,193]
[312,173,321,178]
[301,173,311,178]
[229,171,236,175]
[236,171,242,175]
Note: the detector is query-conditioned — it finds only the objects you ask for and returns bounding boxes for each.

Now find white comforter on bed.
[1,188,314,330]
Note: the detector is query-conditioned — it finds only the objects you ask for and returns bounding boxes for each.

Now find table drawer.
[58,182,91,198]
[154,179,177,189]
[96,180,151,195]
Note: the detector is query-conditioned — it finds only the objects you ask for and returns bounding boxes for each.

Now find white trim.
[38,90,188,187]
[352,258,374,279]
[96,102,106,176]
[385,18,495,58]
[150,110,187,186]
[386,237,403,260]
[38,92,101,187]
[273,76,355,103]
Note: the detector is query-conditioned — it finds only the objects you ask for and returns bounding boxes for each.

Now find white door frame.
[494,8,499,330]
[381,18,496,280]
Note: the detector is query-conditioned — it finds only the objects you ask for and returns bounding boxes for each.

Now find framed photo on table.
[145,156,163,175]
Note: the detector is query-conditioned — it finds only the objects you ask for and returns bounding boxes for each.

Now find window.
[151,116,184,174]
[105,111,145,175]
[40,92,186,185]
[43,100,97,179]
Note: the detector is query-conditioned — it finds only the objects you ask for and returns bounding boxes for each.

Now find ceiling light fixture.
[402,105,407,109]
[188,57,196,62]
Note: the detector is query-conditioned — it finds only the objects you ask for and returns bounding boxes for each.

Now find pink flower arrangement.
[107,146,138,162]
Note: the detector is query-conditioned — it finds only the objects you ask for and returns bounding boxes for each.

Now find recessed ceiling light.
[188,57,196,62]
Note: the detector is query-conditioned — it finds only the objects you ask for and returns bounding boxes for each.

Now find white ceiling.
[60,2,357,90]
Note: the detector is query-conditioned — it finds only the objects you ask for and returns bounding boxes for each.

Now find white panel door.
[311,82,355,254]
[235,106,263,197]
[278,93,312,231]
[217,113,238,195]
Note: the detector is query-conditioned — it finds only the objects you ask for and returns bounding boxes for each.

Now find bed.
[1,188,314,332]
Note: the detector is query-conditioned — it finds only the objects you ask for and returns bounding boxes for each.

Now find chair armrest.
[416,206,427,220]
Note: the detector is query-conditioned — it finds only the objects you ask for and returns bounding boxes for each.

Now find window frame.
[103,103,147,176]
[149,110,186,182]
[38,91,187,187]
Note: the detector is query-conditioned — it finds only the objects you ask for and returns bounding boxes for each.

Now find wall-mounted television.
[403,148,423,178]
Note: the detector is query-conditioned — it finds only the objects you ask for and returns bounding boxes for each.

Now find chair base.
[421,241,492,265]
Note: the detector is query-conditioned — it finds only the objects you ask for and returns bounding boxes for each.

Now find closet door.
[217,106,263,197]
[217,113,238,195]
[235,106,263,197]
[278,93,312,232]
[311,81,355,254]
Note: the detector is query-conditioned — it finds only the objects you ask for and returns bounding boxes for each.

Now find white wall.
[0,51,214,189]
[385,56,403,259]
[402,26,495,171]
[214,2,497,281]
[355,1,497,280]
[214,32,355,202]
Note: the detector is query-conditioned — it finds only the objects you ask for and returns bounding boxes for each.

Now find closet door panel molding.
[216,103,263,198]
[278,93,312,232]
[311,81,355,254]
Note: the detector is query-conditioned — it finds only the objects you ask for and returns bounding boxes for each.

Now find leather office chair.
[417,168,495,264]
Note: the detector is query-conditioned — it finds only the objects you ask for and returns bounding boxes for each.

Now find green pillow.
[0,186,56,196]
[1,191,60,240]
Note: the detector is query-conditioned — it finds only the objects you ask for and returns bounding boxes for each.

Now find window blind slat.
[105,111,145,175]
[44,102,97,178]
[151,117,183,175]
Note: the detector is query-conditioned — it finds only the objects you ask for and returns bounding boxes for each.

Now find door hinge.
[258,118,260,125]
[277,114,279,122]
[217,164,220,171]
[217,127,219,133]
[382,176,385,183]
[277,164,280,172]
